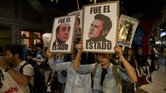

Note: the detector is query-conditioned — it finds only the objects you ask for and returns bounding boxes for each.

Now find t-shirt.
[16,61,34,93]
[0,68,24,93]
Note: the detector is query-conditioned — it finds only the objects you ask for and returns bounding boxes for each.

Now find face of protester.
[88,19,104,39]
[138,48,143,55]
[4,50,18,66]
[98,54,110,66]
[56,23,71,43]
[128,49,133,55]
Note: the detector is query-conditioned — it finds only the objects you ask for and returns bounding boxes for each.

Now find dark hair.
[35,42,43,49]
[56,23,71,34]
[94,14,112,36]
[5,44,24,60]
[56,25,61,34]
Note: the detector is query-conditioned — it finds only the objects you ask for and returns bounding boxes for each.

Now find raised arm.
[46,48,69,72]
[114,46,137,82]
[45,48,57,69]
[73,41,83,71]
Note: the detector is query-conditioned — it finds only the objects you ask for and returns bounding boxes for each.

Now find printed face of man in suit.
[88,19,104,39]
[56,23,71,43]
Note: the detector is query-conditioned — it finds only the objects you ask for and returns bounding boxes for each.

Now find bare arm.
[114,46,137,82]
[73,42,83,71]
[32,57,45,63]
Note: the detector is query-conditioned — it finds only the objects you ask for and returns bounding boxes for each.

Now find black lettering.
[107,42,112,50]
[89,42,93,49]
[52,43,68,50]
[90,7,94,14]
[102,42,106,49]
[86,41,112,50]
[66,17,70,22]
[93,42,97,49]
[98,6,102,13]
[86,42,89,49]
[103,5,111,13]
[58,18,65,23]
[90,6,102,14]
[97,42,101,49]
[86,41,93,49]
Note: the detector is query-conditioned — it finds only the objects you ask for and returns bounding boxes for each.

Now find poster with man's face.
[68,10,83,39]
[83,1,119,53]
[118,14,139,47]
[50,15,76,53]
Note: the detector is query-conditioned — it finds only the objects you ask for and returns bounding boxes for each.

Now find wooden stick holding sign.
[76,0,80,10]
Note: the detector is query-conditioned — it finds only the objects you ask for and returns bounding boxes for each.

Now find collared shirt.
[78,63,134,93]
[47,58,92,93]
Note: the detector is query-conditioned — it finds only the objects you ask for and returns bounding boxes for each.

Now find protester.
[46,53,71,93]
[123,48,137,93]
[27,43,47,93]
[0,45,34,93]
[135,47,151,87]
[46,44,92,93]
[75,43,137,93]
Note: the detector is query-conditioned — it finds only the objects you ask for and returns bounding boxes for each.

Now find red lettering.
[4,86,18,93]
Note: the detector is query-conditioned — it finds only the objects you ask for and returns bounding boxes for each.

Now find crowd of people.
[0,39,162,93]
[0,14,165,93]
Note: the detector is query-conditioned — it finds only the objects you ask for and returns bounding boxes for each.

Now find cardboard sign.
[50,15,76,53]
[118,14,139,47]
[82,1,119,53]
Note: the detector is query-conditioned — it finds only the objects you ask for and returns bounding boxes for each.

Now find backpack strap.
[112,65,122,93]
[19,63,28,74]
[93,63,99,75]
[19,63,34,93]
[0,69,4,88]
[91,63,99,88]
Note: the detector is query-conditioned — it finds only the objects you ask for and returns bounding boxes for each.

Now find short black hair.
[56,23,71,34]
[56,24,61,34]
[94,14,112,34]
[35,42,43,49]
[5,44,24,60]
